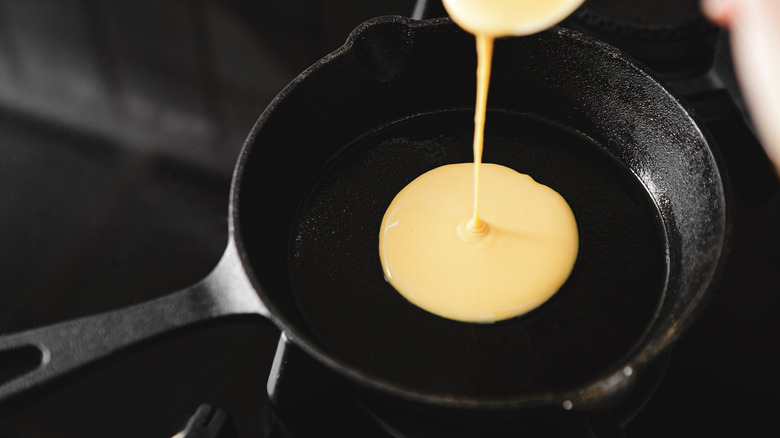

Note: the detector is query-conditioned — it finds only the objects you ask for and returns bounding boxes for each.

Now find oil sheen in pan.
[287,109,668,397]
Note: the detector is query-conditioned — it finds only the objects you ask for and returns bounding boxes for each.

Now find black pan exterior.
[232,16,727,413]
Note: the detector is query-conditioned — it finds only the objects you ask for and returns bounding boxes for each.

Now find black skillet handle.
[0,238,270,406]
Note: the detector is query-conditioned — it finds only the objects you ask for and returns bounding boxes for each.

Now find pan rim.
[229,15,730,411]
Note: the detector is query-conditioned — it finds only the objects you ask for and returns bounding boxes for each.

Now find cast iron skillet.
[0,16,728,419]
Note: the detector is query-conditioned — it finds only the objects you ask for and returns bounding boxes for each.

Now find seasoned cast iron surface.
[288,110,667,398]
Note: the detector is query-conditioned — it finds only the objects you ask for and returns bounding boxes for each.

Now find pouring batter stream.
[379,0,583,322]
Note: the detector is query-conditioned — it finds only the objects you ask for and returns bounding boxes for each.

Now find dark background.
[0,1,414,436]
[0,1,778,437]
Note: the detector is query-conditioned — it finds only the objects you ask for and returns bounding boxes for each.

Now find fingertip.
[700,0,738,26]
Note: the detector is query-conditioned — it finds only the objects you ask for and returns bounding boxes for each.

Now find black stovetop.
[0,1,778,437]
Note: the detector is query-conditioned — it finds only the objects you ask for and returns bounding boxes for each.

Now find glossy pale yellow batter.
[380,163,578,322]
[378,0,583,322]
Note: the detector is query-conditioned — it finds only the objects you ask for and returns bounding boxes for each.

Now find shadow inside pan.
[288,108,667,399]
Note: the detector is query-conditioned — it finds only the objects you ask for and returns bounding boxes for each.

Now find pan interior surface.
[287,109,668,399]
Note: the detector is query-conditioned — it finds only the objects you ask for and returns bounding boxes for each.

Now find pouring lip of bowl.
[227,15,730,411]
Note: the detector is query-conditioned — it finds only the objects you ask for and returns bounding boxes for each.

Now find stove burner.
[177,404,238,438]
[265,334,670,438]
[569,0,716,41]
[564,0,718,79]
